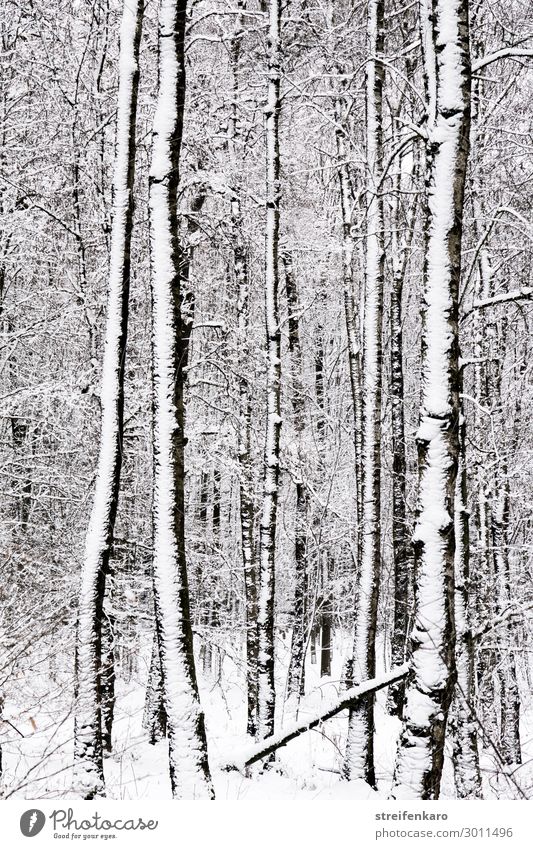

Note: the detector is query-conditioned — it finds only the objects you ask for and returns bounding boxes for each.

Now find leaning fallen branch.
[221,664,409,772]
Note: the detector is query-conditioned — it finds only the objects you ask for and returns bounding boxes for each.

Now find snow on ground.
[1,630,531,799]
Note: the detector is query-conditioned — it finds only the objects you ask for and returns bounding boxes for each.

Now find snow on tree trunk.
[236,229,259,735]
[148,0,214,799]
[256,0,282,750]
[335,97,363,569]
[451,403,482,798]
[73,0,143,799]
[391,0,471,800]
[100,611,115,753]
[229,2,259,737]
[387,144,417,719]
[492,475,522,766]
[143,630,167,744]
[344,0,385,788]
[283,252,309,706]
[312,309,334,680]
[320,555,334,678]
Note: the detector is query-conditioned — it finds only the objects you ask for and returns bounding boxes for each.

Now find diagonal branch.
[222,664,409,771]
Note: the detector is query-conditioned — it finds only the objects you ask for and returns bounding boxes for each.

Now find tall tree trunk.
[320,554,333,678]
[492,473,521,766]
[344,0,385,788]
[451,400,482,798]
[228,0,259,737]
[73,0,143,799]
[148,0,214,799]
[257,0,282,749]
[283,252,309,704]
[335,106,363,570]
[313,307,334,680]
[387,145,417,718]
[469,68,498,738]
[236,235,258,734]
[391,0,471,800]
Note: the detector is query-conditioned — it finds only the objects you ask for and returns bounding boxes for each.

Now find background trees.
[0,0,531,800]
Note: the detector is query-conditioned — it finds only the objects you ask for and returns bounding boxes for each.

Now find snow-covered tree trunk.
[229,1,259,737]
[391,0,471,800]
[335,101,363,566]
[492,474,521,766]
[313,313,334,680]
[100,611,115,753]
[468,72,498,735]
[387,144,416,719]
[73,0,143,799]
[283,252,309,705]
[143,630,167,744]
[256,0,282,749]
[236,251,258,733]
[235,222,258,733]
[320,555,333,678]
[148,0,214,799]
[344,0,385,787]
[451,402,482,798]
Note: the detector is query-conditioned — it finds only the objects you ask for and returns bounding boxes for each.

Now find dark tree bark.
[143,631,167,745]
[283,252,309,703]
[492,473,521,766]
[313,308,334,680]
[387,145,417,719]
[451,399,482,798]
[100,611,115,753]
[227,1,260,738]
[320,553,334,678]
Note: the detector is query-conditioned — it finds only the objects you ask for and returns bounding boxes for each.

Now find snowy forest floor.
[2,632,532,799]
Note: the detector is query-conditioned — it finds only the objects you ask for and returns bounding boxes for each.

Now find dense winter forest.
[0,0,532,801]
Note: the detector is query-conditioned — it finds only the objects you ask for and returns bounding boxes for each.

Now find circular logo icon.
[20,810,46,837]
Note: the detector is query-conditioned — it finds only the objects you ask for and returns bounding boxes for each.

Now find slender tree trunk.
[391,0,471,800]
[451,401,483,798]
[148,0,214,798]
[283,252,309,703]
[335,95,363,569]
[469,72,498,734]
[344,0,385,787]
[100,611,115,753]
[256,0,282,750]
[313,308,334,680]
[236,253,258,734]
[227,0,259,737]
[387,148,417,718]
[492,475,521,765]
[320,554,333,678]
[143,631,167,744]
[73,0,143,798]
[10,415,31,531]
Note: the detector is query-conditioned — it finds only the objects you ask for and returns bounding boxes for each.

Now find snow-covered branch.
[222,664,409,771]
[472,47,533,73]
